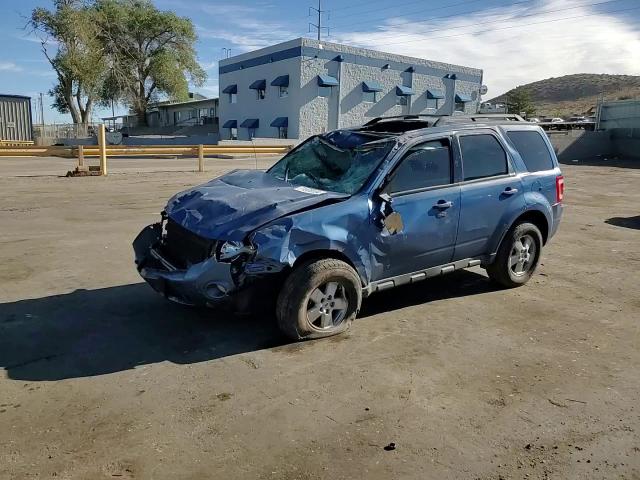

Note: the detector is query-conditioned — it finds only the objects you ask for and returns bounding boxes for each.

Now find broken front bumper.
[133,223,244,308]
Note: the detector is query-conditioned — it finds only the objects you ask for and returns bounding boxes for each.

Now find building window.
[229,128,237,140]
[256,88,266,100]
[279,86,288,98]
[229,93,237,104]
[319,86,332,97]
[278,127,288,139]
[426,98,440,109]
[363,91,377,103]
[397,95,408,106]
[455,93,471,113]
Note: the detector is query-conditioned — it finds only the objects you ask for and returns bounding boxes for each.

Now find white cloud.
[199,83,220,97]
[0,62,23,72]
[196,17,299,53]
[200,60,218,71]
[332,0,640,97]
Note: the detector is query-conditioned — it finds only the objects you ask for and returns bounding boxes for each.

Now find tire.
[486,221,543,288]
[276,258,362,340]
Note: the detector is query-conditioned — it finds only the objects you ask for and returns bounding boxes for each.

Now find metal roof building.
[0,94,33,142]
[218,38,483,141]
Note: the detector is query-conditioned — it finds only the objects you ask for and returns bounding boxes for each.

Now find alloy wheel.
[509,233,537,276]
[306,281,349,330]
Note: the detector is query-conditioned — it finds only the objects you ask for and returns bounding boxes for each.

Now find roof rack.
[362,114,439,126]
[434,114,525,126]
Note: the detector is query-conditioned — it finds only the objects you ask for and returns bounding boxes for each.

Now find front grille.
[160,218,216,269]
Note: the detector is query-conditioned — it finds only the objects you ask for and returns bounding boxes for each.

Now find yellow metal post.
[78,144,84,168]
[198,144,204,172]
[98,124,107,176]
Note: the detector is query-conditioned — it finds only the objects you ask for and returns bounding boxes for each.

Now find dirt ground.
[0,155,638,479]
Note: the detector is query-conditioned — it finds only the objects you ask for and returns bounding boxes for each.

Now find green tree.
[31,0,108,125]
[95,0,206,126]
[506,87,536,117]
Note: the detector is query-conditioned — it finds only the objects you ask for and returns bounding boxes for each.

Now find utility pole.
[39,92,45,126]
[309,0,329,41]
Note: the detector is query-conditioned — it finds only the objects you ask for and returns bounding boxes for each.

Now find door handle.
[502,187,518,195]
[434,200,453,209]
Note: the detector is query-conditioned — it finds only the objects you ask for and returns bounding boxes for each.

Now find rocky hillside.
[488,74,640,117]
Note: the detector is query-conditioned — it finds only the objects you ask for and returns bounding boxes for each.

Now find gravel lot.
[1,155,639,479]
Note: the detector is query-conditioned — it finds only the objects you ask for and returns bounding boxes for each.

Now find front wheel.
[276,258,362,340]
[486,222,543,288]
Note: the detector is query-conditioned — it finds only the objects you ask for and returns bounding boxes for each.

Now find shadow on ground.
[605,215,640,231]
[0,270,492,382]
[558,156,640,169]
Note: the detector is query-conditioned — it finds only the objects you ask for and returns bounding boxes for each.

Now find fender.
[248,196,373,285]
[487,197,552,260]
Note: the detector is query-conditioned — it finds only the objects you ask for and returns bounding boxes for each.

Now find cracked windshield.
[268,131,395,194]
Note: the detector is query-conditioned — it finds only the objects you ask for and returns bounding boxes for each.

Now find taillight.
[555,175,565,203]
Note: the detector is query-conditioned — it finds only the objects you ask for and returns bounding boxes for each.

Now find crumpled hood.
[165,169,349,241]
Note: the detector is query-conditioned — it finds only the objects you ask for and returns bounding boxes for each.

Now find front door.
[372,139,461,281]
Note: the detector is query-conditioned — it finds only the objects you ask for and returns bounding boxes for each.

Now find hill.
[487,74,640,117]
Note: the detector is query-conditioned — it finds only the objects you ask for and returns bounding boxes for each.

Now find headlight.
[217,240,255,262]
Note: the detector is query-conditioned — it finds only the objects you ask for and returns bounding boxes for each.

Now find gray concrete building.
[218,38,483,141]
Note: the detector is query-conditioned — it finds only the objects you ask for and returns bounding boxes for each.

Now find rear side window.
[459,134,508,181]
[506,130,554,172]
[387,140,452,194]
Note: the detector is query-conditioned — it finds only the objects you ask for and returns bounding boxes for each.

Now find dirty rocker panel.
[364,257,485,296]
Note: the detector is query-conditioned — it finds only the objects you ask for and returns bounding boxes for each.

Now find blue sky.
[1,0,639,123]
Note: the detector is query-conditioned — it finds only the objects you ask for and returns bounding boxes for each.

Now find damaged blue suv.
[134,117,564,340]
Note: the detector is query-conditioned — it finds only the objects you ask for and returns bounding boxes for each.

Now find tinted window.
[506,130,554,172]
[460,134,508,181]
[387,141,452,193]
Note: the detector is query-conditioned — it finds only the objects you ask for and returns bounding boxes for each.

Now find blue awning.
[270,117,288,128]
[222,120,237,129]
[396,85,414,96]
[271,75,290,87]
[455,93,473,102]
[427,89,445,99]
[317,75,339,87]
[249,79,266,90]
[240,118,259,129]
[222,84,237,94]
[362,81,383,93]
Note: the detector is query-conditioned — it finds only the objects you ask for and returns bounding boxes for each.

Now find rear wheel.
[276,258,362,340]
[487,222,543,288]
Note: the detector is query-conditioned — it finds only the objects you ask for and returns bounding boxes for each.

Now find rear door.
[373,138,461,280]
[454,131,525,260]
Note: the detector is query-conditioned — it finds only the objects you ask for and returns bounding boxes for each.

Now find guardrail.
[0,140,35,147]
[1,125,292,175]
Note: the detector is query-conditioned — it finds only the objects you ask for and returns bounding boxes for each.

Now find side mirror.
[375,192,403,235]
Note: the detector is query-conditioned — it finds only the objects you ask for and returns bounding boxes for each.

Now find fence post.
[98,124,107,176]
[198,144,204,172]
[78,144,85,168]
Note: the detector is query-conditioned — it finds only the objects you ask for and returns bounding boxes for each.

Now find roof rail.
[362,114,440,126]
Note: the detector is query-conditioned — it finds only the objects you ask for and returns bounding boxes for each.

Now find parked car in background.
[134,118,564,340]
[527,117,541,123]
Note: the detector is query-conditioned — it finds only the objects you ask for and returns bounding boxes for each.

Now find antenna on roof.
[309,0,329,41]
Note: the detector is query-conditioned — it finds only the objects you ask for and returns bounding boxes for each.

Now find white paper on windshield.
[294,186,326,195]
